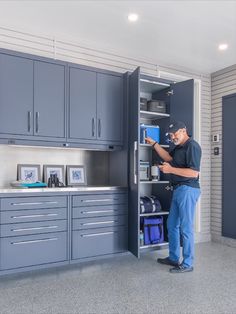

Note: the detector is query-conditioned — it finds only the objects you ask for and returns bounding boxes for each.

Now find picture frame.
[43,165,65,184]
[17,164,41,183]
[66,165,87,186]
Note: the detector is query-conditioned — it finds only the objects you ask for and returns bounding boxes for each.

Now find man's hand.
[145,137,155,145]
[159,162,173,174]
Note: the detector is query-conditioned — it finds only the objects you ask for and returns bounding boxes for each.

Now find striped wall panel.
[211,65,236,246]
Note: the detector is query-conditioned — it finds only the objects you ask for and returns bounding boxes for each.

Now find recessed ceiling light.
[128,13,139,22]
[218,43,228,51]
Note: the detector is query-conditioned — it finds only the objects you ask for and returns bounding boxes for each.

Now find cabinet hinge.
[166,90,174,96]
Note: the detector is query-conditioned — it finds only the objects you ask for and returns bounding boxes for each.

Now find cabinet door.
[34,61,65,138]
[170,79,194,136]
[128,67,140,258]
[97,73,123,142]
[69,67,96,140]
[0,53,33,135]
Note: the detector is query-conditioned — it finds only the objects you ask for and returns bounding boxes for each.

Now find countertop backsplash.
[0,145,110,188]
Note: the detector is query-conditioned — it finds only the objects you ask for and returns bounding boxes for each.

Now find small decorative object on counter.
[140,230,144,246]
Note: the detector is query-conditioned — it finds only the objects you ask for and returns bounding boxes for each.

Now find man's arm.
[145,137,173,162]
[159,162,199,178]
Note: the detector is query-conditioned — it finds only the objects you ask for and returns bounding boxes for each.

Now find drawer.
[72,215,127,230]
[0,207,67,224]
[72,193,127,207]
[0,220,67,237]
[1,196,67,211]
[0,232,67,270]
[72,226,127,259]
[72,204,127,219]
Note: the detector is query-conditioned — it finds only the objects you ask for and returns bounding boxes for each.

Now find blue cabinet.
[0,53,33,136]
[0,195,68,271]
[68,65,124,148]
[0,50,66,143]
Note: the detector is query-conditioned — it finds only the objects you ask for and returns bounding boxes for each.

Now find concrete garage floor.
[0,242,235,314]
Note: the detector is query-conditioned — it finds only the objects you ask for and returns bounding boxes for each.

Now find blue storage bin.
[140,124,160,144]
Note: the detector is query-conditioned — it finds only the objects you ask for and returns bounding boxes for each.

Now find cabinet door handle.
[28,111,32,132]
[11,225,59,232]
[98,118,101,137]
[11,237,58,245]
[81,198,115,203]
[92,118,95,137]
[134,141,138,184]
[81,210,115,214]
[11,201,58,206]
[11,213,58,219]
[81,220,116,226]
[81,231,115,238]
[36,111,39,133]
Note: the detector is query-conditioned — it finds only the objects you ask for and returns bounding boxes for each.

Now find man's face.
[169,128,185,145]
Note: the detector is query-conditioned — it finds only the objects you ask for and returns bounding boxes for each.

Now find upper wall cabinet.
[34,61,65,138]
[0,51,66,142]
[68,65,124,147]
[0,54,33,136]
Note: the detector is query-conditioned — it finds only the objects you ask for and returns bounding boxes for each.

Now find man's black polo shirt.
[169,138,201,189]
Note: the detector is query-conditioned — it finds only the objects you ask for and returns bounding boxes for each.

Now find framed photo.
[43,165,65,184]
[17,164,41,183]
[66,165,87,186]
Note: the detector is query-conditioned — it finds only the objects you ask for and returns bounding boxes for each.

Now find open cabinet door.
[170,79,194,136]
[128,67,140,258]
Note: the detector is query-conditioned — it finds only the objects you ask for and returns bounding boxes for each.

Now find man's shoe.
[169,264,194,273]
[157,257,179,267]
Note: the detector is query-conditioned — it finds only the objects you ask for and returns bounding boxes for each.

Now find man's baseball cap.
[166,121,187,135]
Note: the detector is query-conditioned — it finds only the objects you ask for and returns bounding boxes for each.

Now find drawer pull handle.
[81,221,116,226]
[11,201,58,206]
[11,225,59,232]
[81,198,118,203]
[11,237,58,245]
[11,213,58,219]
[81,231,115,237]
[81,210,115,214]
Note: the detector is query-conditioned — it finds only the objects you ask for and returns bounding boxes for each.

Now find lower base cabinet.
[72,226,127,259]
[0,231,67,270]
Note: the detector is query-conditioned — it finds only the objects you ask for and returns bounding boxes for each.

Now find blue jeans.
[167,185,201,267]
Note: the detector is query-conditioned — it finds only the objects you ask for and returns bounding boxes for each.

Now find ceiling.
[0,0,235,74]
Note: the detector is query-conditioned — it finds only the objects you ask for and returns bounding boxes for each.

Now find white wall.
[0,26,212,242]
[211,64,236,247]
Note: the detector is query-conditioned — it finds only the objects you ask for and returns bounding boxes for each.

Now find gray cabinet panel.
[72,204,127,219]
[1,196,67,210]
[34,61,65,138]
[72,215,127,230]
[72,226,127,259]
[0,231,67,270]
[0,53,33,135]
[69,67,97,140]
[0,207,67,224]
[97,73,123,142]
[0,219,67,237]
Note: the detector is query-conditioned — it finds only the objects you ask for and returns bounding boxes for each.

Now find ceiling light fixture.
[218,43,228,51]
[128,13,139,22]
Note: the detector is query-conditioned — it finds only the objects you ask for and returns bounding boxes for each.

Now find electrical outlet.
[212,134,220,143]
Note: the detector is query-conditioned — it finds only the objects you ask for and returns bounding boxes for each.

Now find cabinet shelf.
[140,241,168,249]
[140,181,169,184]
[140,211,169,217]
[140,110,170,120]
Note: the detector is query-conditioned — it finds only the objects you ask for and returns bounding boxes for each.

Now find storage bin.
[147,100,166,113]
[140,124,160,144]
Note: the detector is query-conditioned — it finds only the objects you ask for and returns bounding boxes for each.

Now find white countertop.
[0,186,126,194]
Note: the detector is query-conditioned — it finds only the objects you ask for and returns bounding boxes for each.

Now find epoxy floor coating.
[0,242,235,314]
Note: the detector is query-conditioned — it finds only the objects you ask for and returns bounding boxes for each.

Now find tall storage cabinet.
[128,67,194,258]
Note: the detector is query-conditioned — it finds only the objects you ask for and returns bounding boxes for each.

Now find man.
[145,121,201,273]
